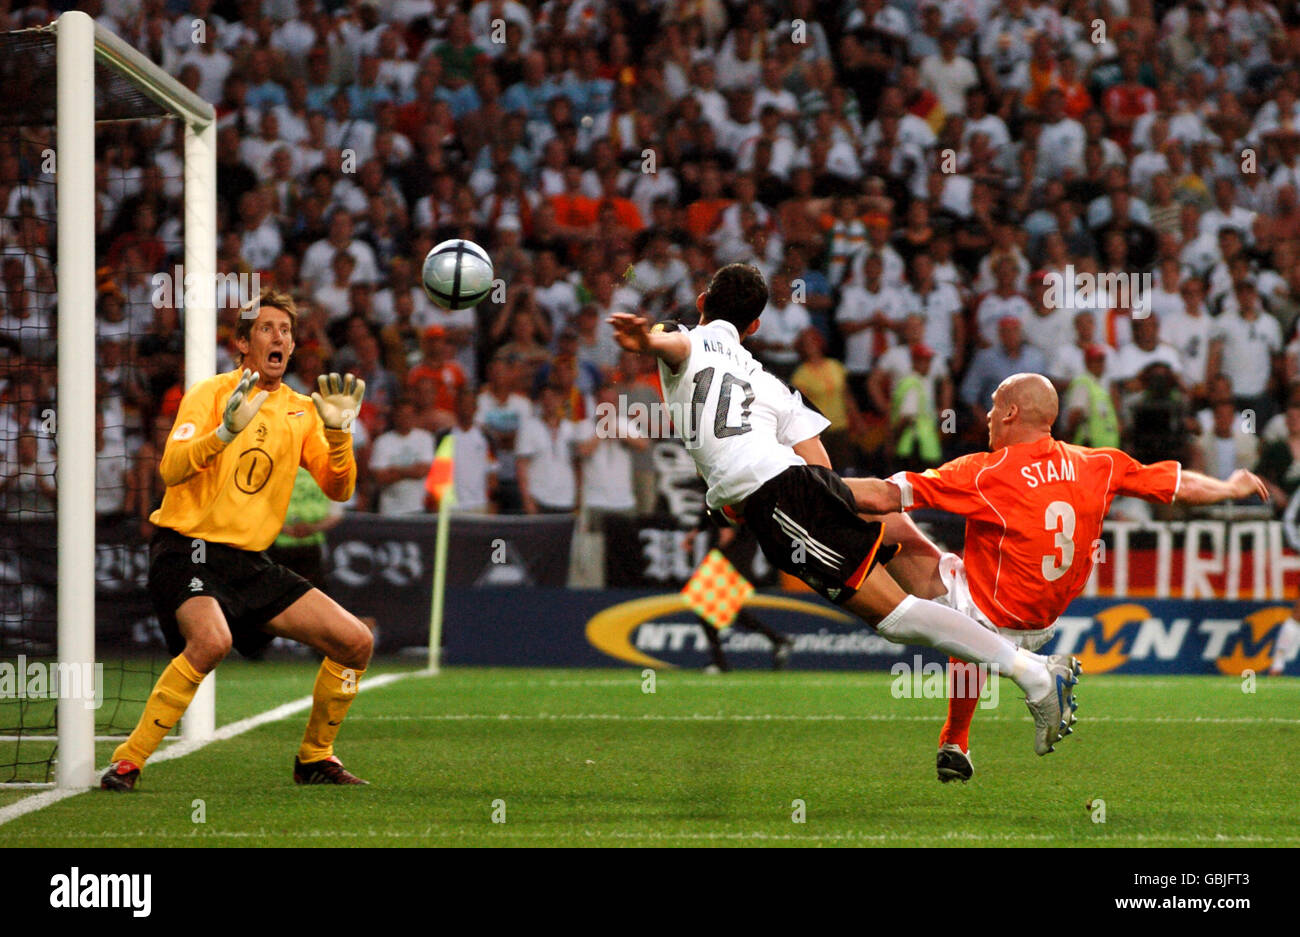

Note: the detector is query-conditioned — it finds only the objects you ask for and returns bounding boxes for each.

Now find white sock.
[875,595,1050,698]
[1272,618,1300,672]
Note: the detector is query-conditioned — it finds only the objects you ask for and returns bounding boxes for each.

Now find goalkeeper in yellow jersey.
[102,290,373,790]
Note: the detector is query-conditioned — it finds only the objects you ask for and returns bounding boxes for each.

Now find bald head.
[1000,373,1058,425]
[988,373,1058,448]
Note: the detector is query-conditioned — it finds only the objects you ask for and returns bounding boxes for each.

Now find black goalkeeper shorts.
[740,464,898,605]
[148,526,314,658]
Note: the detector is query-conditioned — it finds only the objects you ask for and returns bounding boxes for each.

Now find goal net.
[0,11,216,789]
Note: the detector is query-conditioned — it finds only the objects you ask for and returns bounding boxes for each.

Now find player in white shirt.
[608,263,1081,757]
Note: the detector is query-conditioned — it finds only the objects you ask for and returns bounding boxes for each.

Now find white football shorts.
[934,552,1056,653]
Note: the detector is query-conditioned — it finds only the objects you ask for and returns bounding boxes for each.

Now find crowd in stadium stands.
[3,0,1300,526]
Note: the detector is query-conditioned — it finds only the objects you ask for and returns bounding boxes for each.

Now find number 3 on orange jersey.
[1041,501,1076,582]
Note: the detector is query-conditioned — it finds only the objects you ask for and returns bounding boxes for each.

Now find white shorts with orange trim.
[934,553,1056,653]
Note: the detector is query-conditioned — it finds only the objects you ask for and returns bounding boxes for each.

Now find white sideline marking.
[4,828,1298,845]
[0,735,182,743]
[466,676,1300,690]
[346,712,1300,725]
[0,670,424,830]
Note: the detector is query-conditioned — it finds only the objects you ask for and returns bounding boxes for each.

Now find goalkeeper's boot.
[1025,655,1081,755]
[936,743,973,783]
[100,760,140,792]
[293,754,369,785]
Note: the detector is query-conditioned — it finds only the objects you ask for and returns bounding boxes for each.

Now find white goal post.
[55,10,216,788]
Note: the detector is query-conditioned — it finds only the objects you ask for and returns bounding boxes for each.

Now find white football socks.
[1271,618,1300,673]
[875,595,1051,699]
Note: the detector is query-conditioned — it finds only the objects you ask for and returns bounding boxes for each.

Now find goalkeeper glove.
[216,369,269,444]
[312,371,366,432]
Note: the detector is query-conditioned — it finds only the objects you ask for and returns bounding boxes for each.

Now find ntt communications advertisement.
[28,513,1297,674]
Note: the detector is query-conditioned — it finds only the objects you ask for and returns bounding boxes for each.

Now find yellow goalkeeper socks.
[112,654,206,769]
[298,657,364,763]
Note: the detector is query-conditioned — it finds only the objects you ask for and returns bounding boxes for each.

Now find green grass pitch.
[1,662,1296,846]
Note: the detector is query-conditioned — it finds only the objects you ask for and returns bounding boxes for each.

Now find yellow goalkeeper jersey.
[149,369,357,552]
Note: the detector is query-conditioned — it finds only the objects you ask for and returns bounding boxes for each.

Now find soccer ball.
[421,239,494,310]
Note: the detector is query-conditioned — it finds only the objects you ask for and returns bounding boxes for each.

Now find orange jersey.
[890,436,1180,630]
[150,370,357,552]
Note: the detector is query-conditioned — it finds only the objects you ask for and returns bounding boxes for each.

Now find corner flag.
[425,432,456,507]
[682,549,755,629]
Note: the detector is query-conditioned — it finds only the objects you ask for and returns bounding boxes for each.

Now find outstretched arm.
[1176,468,1270,505]
[607,312,691,372]
[843,476,904,514]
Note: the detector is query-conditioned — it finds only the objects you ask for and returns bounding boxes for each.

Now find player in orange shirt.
[849,373,1268,781]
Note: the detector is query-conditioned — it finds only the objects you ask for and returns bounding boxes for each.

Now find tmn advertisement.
[435,590,1293,675]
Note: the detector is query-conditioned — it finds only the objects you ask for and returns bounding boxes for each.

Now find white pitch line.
[5,828,1297,845]
[0,669,426,830]
[344,712,1300,725]
[0,735,183,743]
[460,676,1300,691]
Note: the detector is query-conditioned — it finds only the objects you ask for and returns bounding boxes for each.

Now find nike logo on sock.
[327,720,341,726]
[154,719,174,730]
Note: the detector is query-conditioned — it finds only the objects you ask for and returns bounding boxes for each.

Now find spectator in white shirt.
[95,410,129,517]
[1209,279,1283,420]
[1112,315,1185,396]
[961,86,1011,153]
[630,232,690,318]
[1050,310,1115,391]
[689,60,729,135]
[516,385,582,513]
[919,29,979,117]
[1037,89,1086,178]
[1192,390,1260,482]
[1022,271,1074,359]
[752,58,800,125]
[236,188,283,271]
[869,313,953,422]
[578,384,647,516]
[445,386,496,514]
[845,218,906,289]
[300,211,380,293]
[749,272,810,381]
[533,249,582,335]
[369,398,435,516]
[974,257,1034,346]
[0,432,55,521]
[1159,277,1214,398]
[1199,177,1258,245]
[313,250,358,326]
[836,252,907,380]
[175,18,233,103]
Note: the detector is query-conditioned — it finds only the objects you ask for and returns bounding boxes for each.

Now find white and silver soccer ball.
[421,238,495,310]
